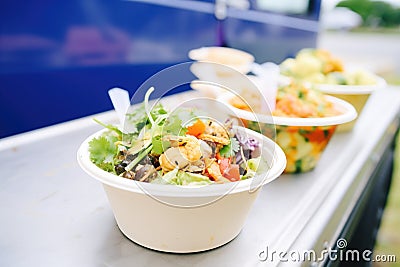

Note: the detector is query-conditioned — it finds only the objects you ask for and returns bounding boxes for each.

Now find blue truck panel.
[0,0,321,138]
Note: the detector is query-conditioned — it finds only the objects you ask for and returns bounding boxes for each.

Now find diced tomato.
[222,164,241,182]
[218,157,240,181]
[218,157,231,174]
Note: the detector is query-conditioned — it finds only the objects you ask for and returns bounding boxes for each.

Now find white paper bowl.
[313,75,386,132]
[77,126,286,253]
[313,75,386,95]
[190,80,229,99]
[190,75,261,100]
[218,94,357,173]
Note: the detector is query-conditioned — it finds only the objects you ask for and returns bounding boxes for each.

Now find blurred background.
[0,0,399,265]
[318,3,400,266]
[1,0,399,138]
[0,0,320,138]
[319,0,400,84]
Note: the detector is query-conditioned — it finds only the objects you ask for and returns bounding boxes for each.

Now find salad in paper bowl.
[87,88,274,185]
[280,48,386,131]
[280,48,385,87]
[219,81,357,173]
[77,86,286,253]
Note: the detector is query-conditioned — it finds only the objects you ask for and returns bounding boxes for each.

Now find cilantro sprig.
[89,135,118,173]
[219,137,240,158]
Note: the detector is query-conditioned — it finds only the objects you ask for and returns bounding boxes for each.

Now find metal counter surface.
[1,87,399,267]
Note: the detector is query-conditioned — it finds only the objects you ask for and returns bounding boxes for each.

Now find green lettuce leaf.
[161,168,179,184]
[241,157,267,180]
[177,171,213,186]
[159,169,212,186]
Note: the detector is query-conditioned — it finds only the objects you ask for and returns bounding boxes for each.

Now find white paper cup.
[77,126,286,252]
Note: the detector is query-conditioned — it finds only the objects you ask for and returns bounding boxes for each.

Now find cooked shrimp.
[159,136,203,172]
[159,147,189,172]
